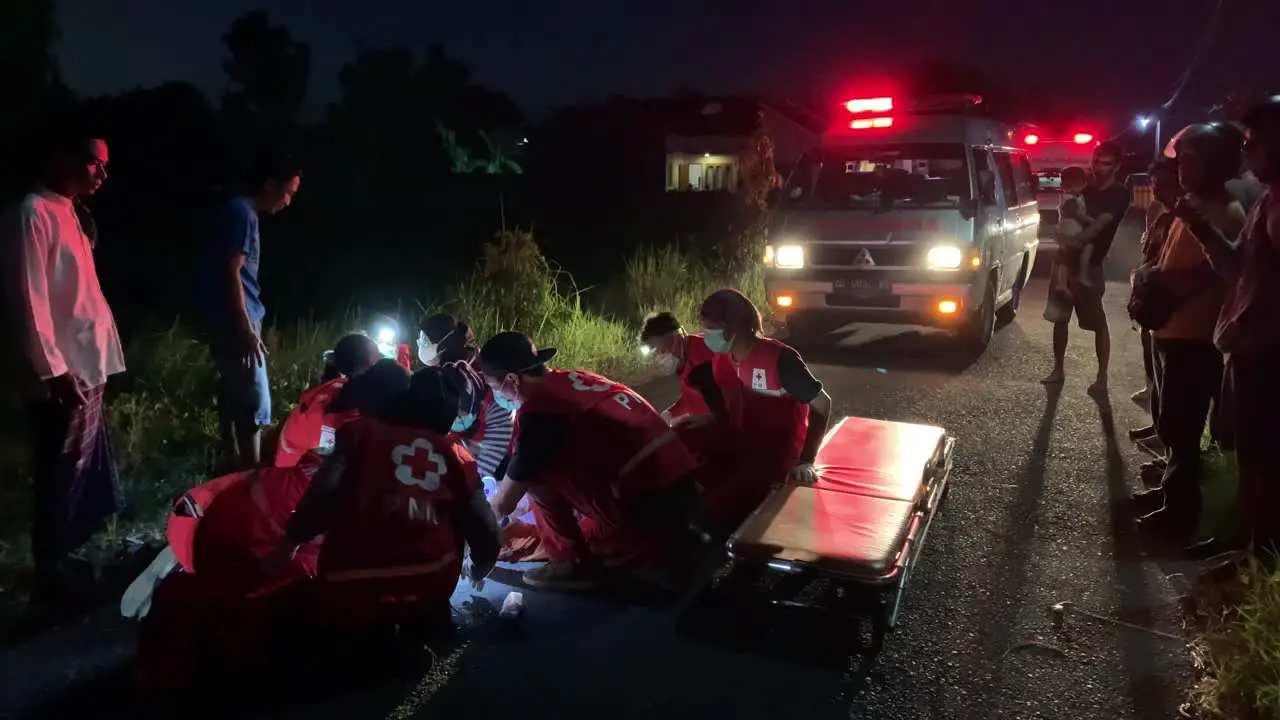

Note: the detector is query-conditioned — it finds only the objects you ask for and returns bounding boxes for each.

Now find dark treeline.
[3,3,1205,332]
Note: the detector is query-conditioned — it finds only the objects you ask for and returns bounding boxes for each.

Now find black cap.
[479,331,557,377]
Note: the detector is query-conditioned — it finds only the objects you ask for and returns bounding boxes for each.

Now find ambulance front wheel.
[957,278,996,356]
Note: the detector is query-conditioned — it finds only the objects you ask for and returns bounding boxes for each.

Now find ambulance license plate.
[833,275,890,297]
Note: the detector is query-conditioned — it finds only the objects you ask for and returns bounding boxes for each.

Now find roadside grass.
[1191,429,1280,720]
[0,231,759,598]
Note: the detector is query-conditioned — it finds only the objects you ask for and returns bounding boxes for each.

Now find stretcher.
[724,415,955,648]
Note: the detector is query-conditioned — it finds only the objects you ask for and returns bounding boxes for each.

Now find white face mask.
[418,338,438,366]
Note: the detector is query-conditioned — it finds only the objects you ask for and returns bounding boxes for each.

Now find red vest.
[712,337,810,468]
[318,418,479,584]
[518,369,695,497]
[275,377,359,467]
[669,334,715,418]
[167,462,321,594]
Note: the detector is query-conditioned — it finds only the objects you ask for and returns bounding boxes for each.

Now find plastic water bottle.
[500,591,524,618]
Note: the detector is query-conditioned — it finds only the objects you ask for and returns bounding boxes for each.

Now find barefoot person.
[1041,141,1132,392]
[2,130,126,609]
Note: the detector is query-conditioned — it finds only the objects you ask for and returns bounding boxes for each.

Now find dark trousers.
[1225,351,1280,551]
[1142,329,1161,427]
[1153,339,1223,522]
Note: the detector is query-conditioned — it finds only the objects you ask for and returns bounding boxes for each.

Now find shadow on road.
[674,563,884,679]
[793,327,981,375]
[1092,393,1182,719]
[972,383,1061,682]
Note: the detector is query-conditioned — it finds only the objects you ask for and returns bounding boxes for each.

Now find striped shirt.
[471,399,514,480]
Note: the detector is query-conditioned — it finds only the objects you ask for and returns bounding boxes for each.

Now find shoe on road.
[1128,425,1158,441]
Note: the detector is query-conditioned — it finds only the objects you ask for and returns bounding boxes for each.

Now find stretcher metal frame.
[723,425,956,648]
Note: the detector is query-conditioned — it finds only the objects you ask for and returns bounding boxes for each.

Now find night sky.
[56,0,1279,125]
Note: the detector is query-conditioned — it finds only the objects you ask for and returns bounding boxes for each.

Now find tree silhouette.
[221,12,311,135]
[0,0,73,197]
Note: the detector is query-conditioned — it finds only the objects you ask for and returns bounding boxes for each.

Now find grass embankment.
[0,230,764,593]
[1191,438,1280,719]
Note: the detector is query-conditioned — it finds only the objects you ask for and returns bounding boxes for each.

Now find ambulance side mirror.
[959,198,977,221]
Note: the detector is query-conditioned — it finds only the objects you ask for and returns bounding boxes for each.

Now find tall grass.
[623,244,769,330]
[1191,429,1280,719]
[0,230,767,587]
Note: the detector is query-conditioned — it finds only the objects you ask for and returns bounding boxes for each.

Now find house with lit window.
[660,97,822,193]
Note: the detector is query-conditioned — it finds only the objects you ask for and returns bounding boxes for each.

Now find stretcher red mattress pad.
[731,486,915,577]
[810,416,946,502]
[730,416,947,578]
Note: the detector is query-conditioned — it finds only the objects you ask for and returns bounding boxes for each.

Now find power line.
[1160,0,1226,111]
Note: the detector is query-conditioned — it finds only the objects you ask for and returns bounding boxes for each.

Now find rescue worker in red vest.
[638,311,725,423]
[480,331,703,591]
[263,365,500,640]
[266,333,383,467]
[699,289,831,534]
[421,314,515,481]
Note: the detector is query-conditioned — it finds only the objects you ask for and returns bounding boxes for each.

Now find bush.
[1191,432,1280,720]
[0,230,768,587]
[1192,558,1280,719]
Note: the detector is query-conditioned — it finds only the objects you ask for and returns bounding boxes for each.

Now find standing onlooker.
[1132,124,1246,543]
[1178,97,1280,556]
[1041,142,1132,392]
[1129,158,1182,445]
[201,156,301,470]
[1,131,126,608]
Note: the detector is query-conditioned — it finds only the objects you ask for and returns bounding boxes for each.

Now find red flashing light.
[1023,134,1040,145]
[1073,133,1094,144]
[845,97,894,114]
[850,117,894,130]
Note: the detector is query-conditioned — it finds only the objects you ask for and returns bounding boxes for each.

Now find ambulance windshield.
[783,143,971,211]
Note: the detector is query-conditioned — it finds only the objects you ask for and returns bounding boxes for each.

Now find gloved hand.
[461,554,494,592]
[786,462,818,485]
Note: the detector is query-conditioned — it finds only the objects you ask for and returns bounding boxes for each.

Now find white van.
[764,95,1040,354]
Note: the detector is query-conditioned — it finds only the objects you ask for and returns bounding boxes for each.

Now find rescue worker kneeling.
[265,332,384,467]
[639,311,729,464]
[698,289,831,536]
[480,331,704,591]
[262,365,500,642]
[136,360,449,695]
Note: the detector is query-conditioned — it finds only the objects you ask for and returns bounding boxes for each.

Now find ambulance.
[1013,124,1101,247]
[764,94,1040,355]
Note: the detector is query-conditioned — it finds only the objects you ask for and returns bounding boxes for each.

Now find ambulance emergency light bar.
[1021,132,1095,146]
[842,94,983,130]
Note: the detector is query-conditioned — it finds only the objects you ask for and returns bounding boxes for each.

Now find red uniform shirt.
[669,334,715,418]
[275,377,360,467]
[518,368,695,498]
[318,418,479,583]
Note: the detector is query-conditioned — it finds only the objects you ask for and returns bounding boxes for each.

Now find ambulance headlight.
[772,244,805,269]
[926,245,963,270]
[375,326,396,345]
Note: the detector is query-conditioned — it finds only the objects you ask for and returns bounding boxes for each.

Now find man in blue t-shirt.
[204,157,301,470]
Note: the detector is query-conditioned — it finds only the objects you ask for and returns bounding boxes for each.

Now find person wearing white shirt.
[1,132,127,608]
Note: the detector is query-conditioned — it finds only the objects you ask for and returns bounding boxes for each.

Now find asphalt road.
[41,223,1198,720]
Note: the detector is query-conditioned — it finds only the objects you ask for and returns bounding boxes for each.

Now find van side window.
[993,151,1019,207]
[971,148,996,206]
[1009,152,1038,205]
